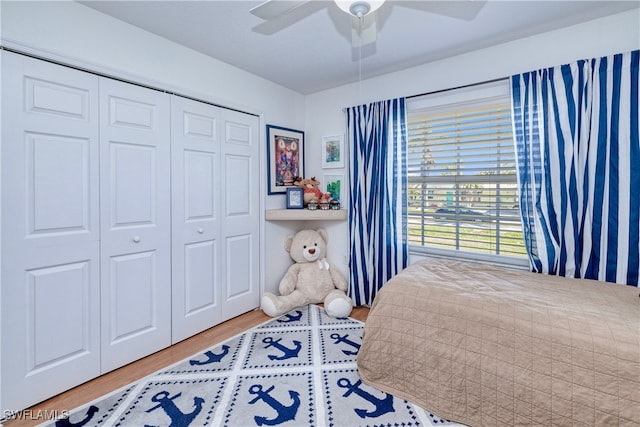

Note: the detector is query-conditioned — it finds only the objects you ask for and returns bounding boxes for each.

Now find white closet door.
[1,52,101,411]
[99,78,171,372]
[170,96,222,343]
[220,109,261,321]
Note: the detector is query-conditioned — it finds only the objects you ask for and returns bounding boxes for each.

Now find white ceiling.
[79,0,639,95]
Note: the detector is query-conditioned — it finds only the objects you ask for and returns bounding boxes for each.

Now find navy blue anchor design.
[144,390,204,427]
[189,344,230,366]
[330,332,361,356]
[262,336,302,360]
[277,310,303,323]
[248,384,300,426]
[55,405,99,427]
[337,378,395,419]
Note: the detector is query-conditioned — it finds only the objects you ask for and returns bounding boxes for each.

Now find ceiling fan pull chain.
[358,14,363,103]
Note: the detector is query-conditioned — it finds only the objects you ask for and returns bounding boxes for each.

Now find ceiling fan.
[249,0,486,48]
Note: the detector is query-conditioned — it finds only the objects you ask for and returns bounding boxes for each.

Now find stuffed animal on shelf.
[293,176,324,206]
[261,228,352,318]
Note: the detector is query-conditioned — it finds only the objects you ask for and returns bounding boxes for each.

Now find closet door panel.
[28,259,91,364]
[171,96,222,343]
[225,155,252,216]
[184,150,217,220]
[99,78,171,372]
[109,142,155,226]
[220,110,261,321]
[26,132,93,238]
[225,234,253,299]
[108,251,157,341]
[1,52,100,412]
[184,240,218,311]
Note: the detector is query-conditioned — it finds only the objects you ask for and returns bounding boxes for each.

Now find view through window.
[407,82,526,260]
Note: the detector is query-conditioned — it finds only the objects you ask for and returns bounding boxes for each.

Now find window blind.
[407,94,526,258]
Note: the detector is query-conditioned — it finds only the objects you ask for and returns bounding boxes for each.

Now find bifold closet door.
[171,97,261,340]
[220,109,260,321]
[99,78,171,372]
[170,96,222,343]
[1,52,101,411]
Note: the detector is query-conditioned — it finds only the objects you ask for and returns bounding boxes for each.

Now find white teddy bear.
[261,228,353,318]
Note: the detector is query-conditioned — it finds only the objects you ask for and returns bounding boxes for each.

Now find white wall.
[301,8,640,277]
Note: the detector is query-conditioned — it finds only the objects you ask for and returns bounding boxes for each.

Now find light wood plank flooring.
[3,305,369,427]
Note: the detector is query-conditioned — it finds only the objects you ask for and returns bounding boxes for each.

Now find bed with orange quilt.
[357,258,640,426]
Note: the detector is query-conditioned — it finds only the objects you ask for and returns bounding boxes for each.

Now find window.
[406,81,526,263]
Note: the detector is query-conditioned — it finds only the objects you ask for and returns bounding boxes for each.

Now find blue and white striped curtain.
[511,50,639,286]
[345,98,408,305]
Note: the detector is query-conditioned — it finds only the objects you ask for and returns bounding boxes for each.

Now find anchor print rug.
[45,304,464,427]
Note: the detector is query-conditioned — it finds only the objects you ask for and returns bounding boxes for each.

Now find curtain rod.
[406,76,509,99]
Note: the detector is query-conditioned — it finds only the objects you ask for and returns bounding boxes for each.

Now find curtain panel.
[511,50,639,286]
[345,98,408,306]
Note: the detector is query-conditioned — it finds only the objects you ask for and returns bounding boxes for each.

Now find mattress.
[357,258,640,426]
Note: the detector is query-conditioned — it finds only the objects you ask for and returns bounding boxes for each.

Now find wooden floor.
[3,305,369,427]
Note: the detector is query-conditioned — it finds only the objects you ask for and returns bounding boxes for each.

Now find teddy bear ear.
[317,228,328,244]
[284,235,295,252]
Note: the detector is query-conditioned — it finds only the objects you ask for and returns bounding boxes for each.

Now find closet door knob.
[197,228,204,234]
[133,236,141,243]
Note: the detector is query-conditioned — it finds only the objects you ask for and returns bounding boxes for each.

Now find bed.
[357,258,640,426]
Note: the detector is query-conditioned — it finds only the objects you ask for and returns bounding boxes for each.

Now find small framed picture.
[323,174,345,204]
[321,134,345,169]
[286,187,305,209]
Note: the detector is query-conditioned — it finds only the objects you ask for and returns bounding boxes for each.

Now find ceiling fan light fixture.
[335,0,385,18]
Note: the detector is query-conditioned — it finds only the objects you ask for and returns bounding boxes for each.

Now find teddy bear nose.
[308,248,316,254]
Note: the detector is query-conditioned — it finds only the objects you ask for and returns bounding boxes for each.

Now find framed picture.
[286,187,305,209]
[267,124,305,194]
[321,134,345,169]
[323,174,345,204]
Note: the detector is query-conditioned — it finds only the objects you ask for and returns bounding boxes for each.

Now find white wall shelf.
[266,209,347,221]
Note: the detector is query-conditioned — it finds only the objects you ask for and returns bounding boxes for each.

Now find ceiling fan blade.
[396,0,486,21]
[252,1,327,35]
[249,0,310,20]
[351,12,377,47]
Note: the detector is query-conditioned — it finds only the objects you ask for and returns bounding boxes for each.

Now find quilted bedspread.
[357,258,640,426]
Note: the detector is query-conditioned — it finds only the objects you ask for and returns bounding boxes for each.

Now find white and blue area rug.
[47,304,460,427]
